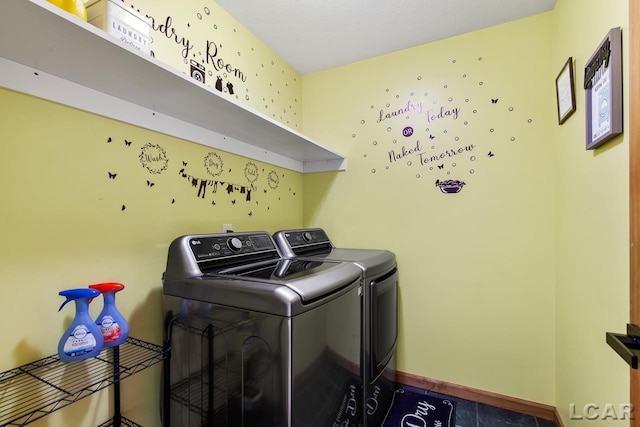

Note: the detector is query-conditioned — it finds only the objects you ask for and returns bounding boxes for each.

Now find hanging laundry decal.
[179,168,252,203]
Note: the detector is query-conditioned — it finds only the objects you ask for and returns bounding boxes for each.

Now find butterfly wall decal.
[108,172,117,179]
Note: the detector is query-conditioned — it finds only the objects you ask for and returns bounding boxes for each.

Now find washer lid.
[298,248,396,277]
[214,258,362,302]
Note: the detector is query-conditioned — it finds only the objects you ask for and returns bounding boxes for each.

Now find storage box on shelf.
[0,337,168,426]
[86,0,151,54]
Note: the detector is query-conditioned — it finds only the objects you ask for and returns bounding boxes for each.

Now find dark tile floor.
[400,385,557,427]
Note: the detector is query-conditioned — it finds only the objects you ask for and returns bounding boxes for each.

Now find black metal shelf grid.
[96,416,141,427]
[167,315,238,421]
[164,312,272,426]
[0,337,168,426]
[169,356,236,416]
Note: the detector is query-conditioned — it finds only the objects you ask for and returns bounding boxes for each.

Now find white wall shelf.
[0,0,346,173]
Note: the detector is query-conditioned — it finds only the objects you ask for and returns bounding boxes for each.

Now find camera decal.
[190,60,206,84]
[188,60,237,95]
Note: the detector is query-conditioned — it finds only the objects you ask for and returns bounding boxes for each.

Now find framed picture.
[555,57,576,124]
[584,27,623,150]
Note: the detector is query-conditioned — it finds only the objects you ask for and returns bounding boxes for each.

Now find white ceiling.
[216,0,557,75]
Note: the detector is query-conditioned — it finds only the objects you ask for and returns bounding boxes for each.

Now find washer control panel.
[189,232,277,262]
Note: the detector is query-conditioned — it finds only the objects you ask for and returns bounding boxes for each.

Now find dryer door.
[370,268,398,381]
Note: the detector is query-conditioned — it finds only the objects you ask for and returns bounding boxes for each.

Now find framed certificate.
[555,57,576,124]
[584,27,623,150]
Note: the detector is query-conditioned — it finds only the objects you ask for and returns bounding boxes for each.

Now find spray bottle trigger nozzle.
[58,288,100,311]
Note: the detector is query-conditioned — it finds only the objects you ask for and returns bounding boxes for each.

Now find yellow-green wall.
[302,1,631,425]
[0,87,304,426]
[0,0,632,426]
[552,0,630,426]
[0,1,304,424]
[302,12,557,405]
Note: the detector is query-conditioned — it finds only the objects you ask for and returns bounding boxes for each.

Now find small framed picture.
[555,57,576,125]
[584,27,623,150]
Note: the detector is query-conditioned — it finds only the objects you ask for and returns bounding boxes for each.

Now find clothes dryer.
[273,228,398,427]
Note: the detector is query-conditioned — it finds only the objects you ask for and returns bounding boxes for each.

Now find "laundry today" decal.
[377,100,460,124]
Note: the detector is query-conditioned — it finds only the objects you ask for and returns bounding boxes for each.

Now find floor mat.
[381,388,456,427]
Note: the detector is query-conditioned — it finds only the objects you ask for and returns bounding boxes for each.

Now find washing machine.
[161,231,364,427]
[273,228,398,427]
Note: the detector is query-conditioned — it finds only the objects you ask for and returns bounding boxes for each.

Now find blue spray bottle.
[88,282,129,347]
[58,288,104,362]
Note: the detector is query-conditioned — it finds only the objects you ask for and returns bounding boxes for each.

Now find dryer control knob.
[227,237,243,252]
[303,231,313,242]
